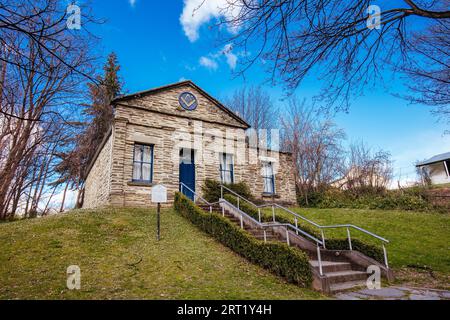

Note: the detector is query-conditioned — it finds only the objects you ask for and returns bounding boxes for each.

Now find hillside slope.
[0,208,323,299]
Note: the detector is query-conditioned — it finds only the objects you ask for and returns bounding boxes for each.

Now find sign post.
[151,184,167,241]
[156,203,161,241]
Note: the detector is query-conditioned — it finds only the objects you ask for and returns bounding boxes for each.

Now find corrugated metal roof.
[416,152,450,167]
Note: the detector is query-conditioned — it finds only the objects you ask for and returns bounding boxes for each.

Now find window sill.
[261,193,280,198]
[128,181,154,187]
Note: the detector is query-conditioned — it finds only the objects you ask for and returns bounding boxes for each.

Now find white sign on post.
[151,184,167,203]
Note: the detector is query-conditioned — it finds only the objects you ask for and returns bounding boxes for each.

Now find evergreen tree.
[58,53,123,208]
[86,52,123,138]
[103,52,122,101]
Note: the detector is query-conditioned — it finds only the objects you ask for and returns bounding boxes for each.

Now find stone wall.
[84,133,113,209]
[239,151,297,204]
[117,84,248,129]
[108,108,297,206]
[84,82,298,208]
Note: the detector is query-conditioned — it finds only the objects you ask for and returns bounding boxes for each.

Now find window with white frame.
[132,144,154,182]
[220,153,234,184]
[262,162,275,194]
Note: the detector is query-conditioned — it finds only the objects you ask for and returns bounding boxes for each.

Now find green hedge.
[174,192,312,287]
[201,179,254,203]
[298,187,436,212]
[224,194,384,263]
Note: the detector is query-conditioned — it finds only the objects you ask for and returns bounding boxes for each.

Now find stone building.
[83,80,297,208]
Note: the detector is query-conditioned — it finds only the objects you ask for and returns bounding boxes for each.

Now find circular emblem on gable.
[179,92,198,111]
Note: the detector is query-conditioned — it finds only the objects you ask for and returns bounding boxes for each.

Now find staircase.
[182,182,393,294]
[199,204,374,293]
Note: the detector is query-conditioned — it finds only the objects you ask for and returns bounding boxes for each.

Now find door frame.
[179,148,196,198]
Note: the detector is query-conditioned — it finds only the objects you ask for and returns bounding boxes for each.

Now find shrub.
[223,194,260,219]
[298,187,437,212]
[201,179,254,203]
[174,192,312,287]
[224,194,385,264]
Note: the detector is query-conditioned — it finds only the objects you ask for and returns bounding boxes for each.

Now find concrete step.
[198,205,222,212]
[196,202,389,294]
[247,229,276,237]
[309,260,352,273]
[308,250,352,263]
[254,235,281,241]
[325,270,368,284]
[330,280,367,293]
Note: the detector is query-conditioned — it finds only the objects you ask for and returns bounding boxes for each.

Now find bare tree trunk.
[59,181,69,213]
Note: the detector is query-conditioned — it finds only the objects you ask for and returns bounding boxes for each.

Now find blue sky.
[88,0,449,186]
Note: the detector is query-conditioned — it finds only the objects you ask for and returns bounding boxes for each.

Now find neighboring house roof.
[416,152,450,167]
[112,80,251,128]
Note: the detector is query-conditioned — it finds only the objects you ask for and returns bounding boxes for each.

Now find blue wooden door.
[179,149,195,201]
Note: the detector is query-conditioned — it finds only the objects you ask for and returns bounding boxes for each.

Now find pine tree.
[57,53,123,208]
[103,52,122,102]
[86,52,123,138]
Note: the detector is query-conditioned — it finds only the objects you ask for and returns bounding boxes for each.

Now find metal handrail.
[220,184,260,208]
[219,184,390,268]
[221,198,324,244]
[220,184,388,242]
[179,182,326,275]
[223,199,323,245]
[180,182,221,213]
[273,203,389,243]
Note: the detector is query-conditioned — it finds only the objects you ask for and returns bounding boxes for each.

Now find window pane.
[142,163,151,181]
[133,144,153,182]
[262,162,274,193]
[133,162,142,180]
[180,148,193,164]
[224,171,232,184]
[134,145,142,162]
[226,154,232,166]
[143,146,152,163]
[264,177,274,193]
[267,163,273,176]
[220,154,233,182]
[262,162,273,177]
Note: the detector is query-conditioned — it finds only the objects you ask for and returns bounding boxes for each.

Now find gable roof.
[112,80,250,128]
[416,152,450,167]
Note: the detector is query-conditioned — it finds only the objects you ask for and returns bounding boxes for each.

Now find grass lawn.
[0,208,324,300]
[267,207,450,289]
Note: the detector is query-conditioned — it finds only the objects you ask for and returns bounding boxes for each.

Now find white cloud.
[129,0,137,7]
[184,63,197,71]
[198,44,241,71]
[180,0,242,42]
[199,56,218,71]
[222,44,237,70]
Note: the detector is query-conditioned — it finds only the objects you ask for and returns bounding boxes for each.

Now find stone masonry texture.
[83,82,297,208]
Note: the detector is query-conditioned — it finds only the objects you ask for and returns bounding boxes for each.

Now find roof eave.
[416,159,450,167]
